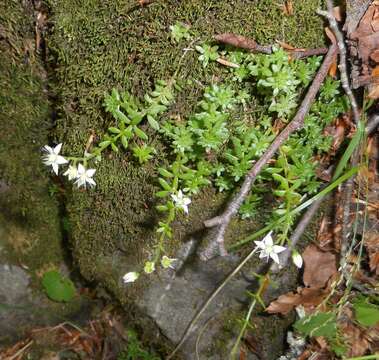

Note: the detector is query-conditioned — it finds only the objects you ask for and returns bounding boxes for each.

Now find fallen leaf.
[371,50,379,62]
[266,291,300,315]
[368,84,379,99]
[328,57,338,77]
[325,27,337,44]
[333,6,343,22]
[340,321,370,356]
[266,287,328,315]
[364,231,379,274]
[281,1,293,16]
[302,245,337,289]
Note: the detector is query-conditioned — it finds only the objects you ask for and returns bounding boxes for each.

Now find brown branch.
[214,33,328,59]
[366,114,379,134]
[318,1,362,274]
[317,3,360,124]
[200,45,338,261]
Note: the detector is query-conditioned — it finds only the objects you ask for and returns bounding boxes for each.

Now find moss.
[46,0,326,301]
[0,1,64,271]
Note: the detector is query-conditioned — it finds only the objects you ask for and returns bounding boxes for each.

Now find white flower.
[63,165,78,181]
[292,251,303,269]
[161,255,177,269]
[42,143,68,175]
[74,163,96,188]
[144,261,155,274]
[122,272,139,283]
[171,190,191,214]
[254,231,286,264]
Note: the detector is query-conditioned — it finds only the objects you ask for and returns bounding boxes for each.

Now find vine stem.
[200,44,338,260]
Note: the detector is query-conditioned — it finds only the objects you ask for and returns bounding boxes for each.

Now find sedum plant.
[43,40,349,281]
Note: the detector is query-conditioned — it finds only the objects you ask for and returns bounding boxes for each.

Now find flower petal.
[86,168,96,177]
[87,178,96,187]
[53,143,63,154]
[270,252,280,264]
[77,163,85,174]
[52,163,59,175]
[263,231,273,246]
[43,145,53,153]
[56,155,68,165]
[273,245,286,254]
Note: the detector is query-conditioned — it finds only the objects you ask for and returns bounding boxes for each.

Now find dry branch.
[200,44,338,260]
[317,2,360,124]
[318,1,362,274]
[214,33,328,59]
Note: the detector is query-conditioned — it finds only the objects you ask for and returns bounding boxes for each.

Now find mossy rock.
[0,1,64,271]
[46,0,326,303]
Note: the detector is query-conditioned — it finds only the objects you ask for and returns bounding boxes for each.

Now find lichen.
[46,0,326,301]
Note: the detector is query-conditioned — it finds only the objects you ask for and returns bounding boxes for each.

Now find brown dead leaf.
[302,245,337,288]
[333,6,343,22]
[266,291,300,315]
[371,50,379,63]
[340,321,370,356]
[139,0,154,5]
[266,287,328,315]
[325,27,337,44]
[328,57,338,77]
[371,7,379,32]
[368,84,379,99]
[281,1,293,16]
[364,231,379,274]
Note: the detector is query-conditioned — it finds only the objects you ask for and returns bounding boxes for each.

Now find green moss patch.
[0,1,63,271]
[46,0,326,300]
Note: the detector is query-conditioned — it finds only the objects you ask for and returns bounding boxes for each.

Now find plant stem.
[200,44,338,260]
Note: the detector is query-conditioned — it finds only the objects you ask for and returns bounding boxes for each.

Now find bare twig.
[317,2,360,124]
[200,45,338,260]
[366,114,379,134]
[318,1,362,274]
[214,33,328,59]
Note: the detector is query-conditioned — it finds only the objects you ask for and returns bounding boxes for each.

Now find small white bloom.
[63,165,78,181]
[254,231,286,264]
[122,271,139,283]
[161,255,177,269]
[74,163,96,188]
[171,190,191,214]
[144,261,155,274]
[292,251,303,269]
[42,143,68,175]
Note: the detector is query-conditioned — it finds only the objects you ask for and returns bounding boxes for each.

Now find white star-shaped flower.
[63,165,78,181]
[74,163,96,188]
[122,272,139,283]
[254,231,286,264]
[171,190,191,214]
[42,143,68,175]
